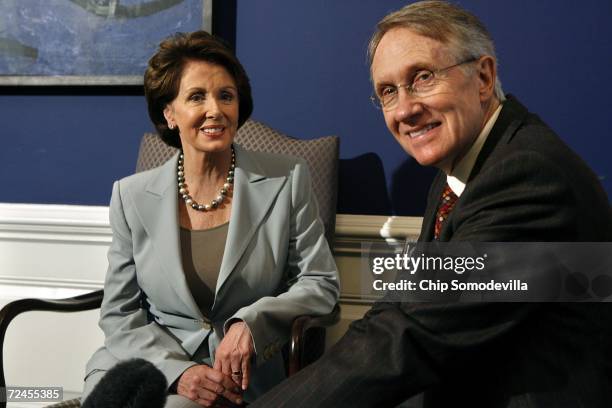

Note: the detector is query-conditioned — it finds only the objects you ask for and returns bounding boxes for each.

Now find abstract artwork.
[0,0,211,85]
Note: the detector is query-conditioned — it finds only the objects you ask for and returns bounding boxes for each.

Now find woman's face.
[164,60,239,156]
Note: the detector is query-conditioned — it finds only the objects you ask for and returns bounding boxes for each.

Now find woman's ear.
[163,104,174,128]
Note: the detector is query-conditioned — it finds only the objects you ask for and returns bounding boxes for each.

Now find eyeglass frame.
[370,56,481,111]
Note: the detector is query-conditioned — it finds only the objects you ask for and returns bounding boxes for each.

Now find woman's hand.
[177,364,243,407]
[214,321,254,391]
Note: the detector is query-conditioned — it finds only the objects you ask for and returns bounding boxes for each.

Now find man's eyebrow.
[374,62,431,87]
[408,60,436,71]
[373,77,392,87]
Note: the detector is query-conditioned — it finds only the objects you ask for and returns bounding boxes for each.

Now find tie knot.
[441,184,458,204]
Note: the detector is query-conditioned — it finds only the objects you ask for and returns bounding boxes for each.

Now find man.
[252,1,612,407]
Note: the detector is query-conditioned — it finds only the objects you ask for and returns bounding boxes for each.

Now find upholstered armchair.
[0,120,340,408]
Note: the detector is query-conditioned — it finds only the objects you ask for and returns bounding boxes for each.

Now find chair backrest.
[135,119,339,244]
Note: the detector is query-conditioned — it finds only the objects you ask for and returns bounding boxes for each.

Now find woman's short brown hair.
[144,31,253,148]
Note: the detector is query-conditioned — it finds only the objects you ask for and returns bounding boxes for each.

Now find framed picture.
[0,0,212,85]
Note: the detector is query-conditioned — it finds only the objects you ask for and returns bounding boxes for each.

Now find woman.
[83,31,339,407]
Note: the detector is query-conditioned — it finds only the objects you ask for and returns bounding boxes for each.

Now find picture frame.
[0,0,212,86]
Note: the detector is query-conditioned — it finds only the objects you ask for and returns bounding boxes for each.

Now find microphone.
[82,358,167,408]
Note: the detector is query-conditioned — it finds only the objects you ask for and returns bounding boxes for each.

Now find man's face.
[371,28,494,174]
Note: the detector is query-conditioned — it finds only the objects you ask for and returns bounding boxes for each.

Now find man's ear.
[476,55,497,101]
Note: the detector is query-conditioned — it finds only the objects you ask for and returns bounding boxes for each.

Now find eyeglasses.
[370,57,480,111]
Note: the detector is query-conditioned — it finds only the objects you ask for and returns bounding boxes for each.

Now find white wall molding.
[335,213,422,240]
[0,204,424,303]
[0,204,111,294]
[0,203,109,226]
[0,203,111,244]
[0,204,424,297]
[0,276,102,293]
[0,204,421,242]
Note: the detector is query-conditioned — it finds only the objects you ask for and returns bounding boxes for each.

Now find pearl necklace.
[177,146,235,212]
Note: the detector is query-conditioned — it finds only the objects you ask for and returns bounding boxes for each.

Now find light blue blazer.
[84,144,340,401]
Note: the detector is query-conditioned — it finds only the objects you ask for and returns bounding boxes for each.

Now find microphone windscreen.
[82,358,167,408]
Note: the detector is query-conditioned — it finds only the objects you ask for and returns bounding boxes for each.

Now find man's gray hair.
[368,0,505,101]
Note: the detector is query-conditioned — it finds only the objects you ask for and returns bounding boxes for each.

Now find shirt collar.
[447,103,503,196]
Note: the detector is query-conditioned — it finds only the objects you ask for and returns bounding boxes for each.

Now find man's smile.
[405,122,441,139]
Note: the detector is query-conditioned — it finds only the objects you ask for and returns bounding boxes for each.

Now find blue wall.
[0,93,147,204]
[1,1,610,215]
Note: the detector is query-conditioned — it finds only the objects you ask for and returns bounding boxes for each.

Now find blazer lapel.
[214,144,286,299]
[132,154,203,318]
[468,95,528,183]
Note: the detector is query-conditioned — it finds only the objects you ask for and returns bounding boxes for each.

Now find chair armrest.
[288,304,340,377]
[0,290,103,408]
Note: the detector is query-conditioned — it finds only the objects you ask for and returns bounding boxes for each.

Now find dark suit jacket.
[251,96,612,407]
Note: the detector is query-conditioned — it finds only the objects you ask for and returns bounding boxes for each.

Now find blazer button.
[202,321,212,331]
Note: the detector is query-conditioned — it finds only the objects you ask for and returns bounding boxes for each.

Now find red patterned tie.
[434,183,458,240]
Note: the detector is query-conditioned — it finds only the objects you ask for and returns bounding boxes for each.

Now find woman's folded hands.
[177,321,254,406]
[177,364,243,407]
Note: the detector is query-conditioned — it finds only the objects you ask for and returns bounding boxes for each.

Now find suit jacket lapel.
[133,154,203,318]
[468,95,528,183]
[419,171,446,242]
[214,144,286,300]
